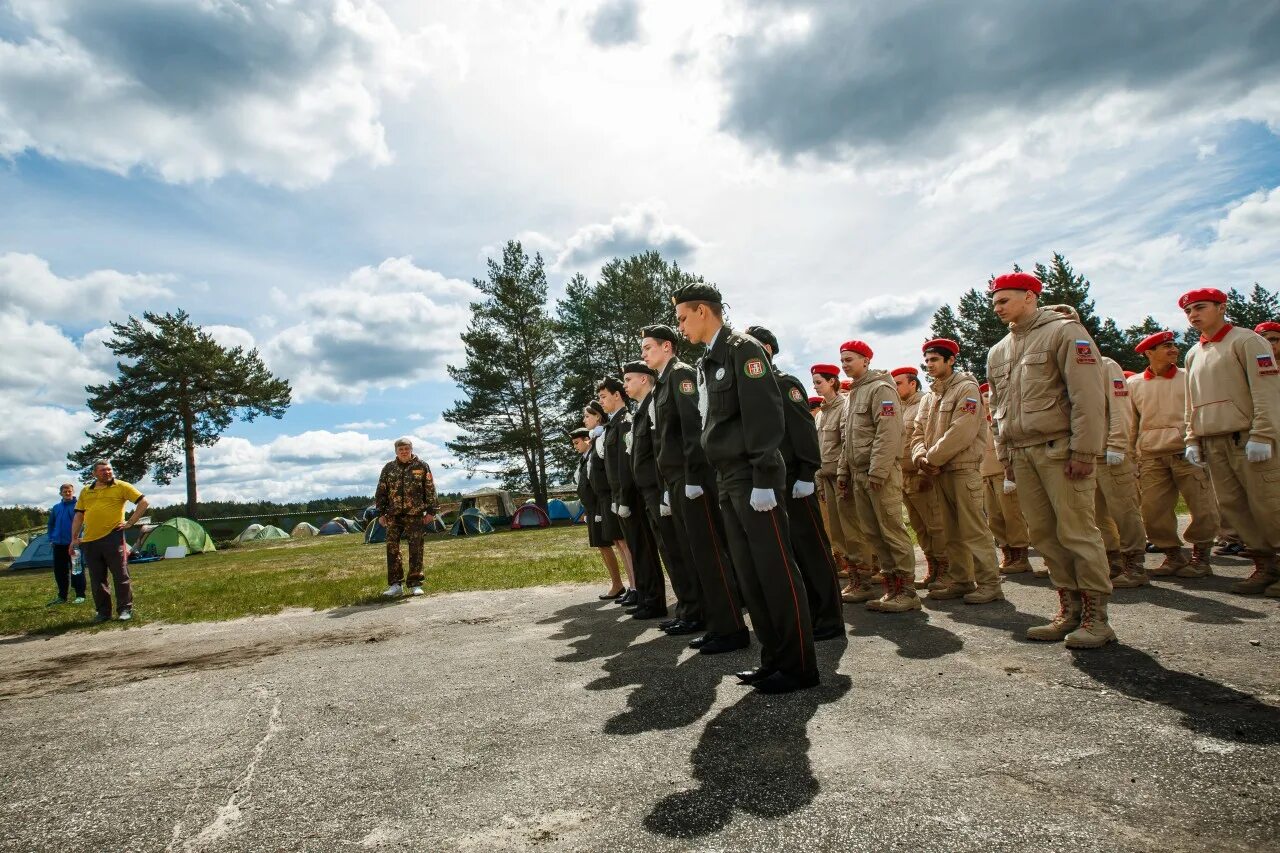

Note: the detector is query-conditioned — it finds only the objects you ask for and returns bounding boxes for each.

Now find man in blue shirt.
[47,483,85,605]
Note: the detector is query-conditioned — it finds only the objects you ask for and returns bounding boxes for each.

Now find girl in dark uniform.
[581,403,629,599]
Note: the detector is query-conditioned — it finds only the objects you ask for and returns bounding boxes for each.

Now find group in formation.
[569,276,1280,695]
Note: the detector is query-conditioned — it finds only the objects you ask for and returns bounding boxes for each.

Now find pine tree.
[1035,253,1127,362]
[926,284,1009,381]
[68,310,291,518]
[444,241,560,505]
[1226,283,1280,329]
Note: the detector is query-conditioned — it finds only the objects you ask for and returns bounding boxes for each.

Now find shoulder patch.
[961,397,978,415]
[743,357,768,379]
[1257,354,1278,376]
[1074,339,1096,365]
[1111,378,1129,396]
[789,386,803,402]
[880,400,896,417]
[679,378,695,395]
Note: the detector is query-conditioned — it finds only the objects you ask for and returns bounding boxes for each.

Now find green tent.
[0,535,26,560]
[449,508,494,536]
[139,518,216,556]
[248,525,289,540]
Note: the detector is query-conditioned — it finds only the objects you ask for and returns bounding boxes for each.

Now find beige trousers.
[937,467,1000,588]
[904,473,945,558]
[818,471,871,564]
[1138,452,1219,548]
[1094,458,1146,554]
[1202,435,1280,555]
[983,473,1030,548]
[852,468,916,580]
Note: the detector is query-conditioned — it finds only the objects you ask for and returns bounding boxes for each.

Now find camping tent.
[248,525,289,541]
[335,516,363,533]
[364,518,387,544]
[511,504,550,529]
[10,534,55,569]
[449,508,494,536]
[1,535,26,560]
[138,518,216,556]
[459,487,516,524]
[563,499,584,519]
[292,522,319,537]
[234,523,264,542]
[317,520,348,536]
[546,499,572,522]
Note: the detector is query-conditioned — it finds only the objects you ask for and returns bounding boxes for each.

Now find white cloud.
[555,202,705,269]
[0,252,172,324]
[0,391,94,468]
[335,420,390,430]
[204,324,257,353]
[0,313,111,407]
[0,0,465,188]
[262,256,478,402]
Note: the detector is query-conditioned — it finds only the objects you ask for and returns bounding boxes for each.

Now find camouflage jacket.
[375,456,440,517]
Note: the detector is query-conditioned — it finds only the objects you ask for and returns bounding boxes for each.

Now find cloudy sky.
[2,0,1279,508]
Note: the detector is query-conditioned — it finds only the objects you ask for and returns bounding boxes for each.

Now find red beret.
[810,363,841,377]
[989,272,1042,295]
[1134,330,1176,354]
[978,383,990,394]
[840,340,873,358]
[890,366,918,378]
[839,379,852,391]
[922,338,960,356]
[808,396,823,408]
[1178,288,1226,309]
[1255,322,1280,334]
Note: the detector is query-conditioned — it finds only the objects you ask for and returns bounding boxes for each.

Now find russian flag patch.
[962,397,978,414]
[1258,354,1278,376]
[880,400,896,417]
[1075,340,1096,364]
[1112,378,1128,396]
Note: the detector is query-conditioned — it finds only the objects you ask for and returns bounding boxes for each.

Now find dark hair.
[595,376,626,397]
[923,346,957,363]
[583,400,606,420]
[681,300,723,320]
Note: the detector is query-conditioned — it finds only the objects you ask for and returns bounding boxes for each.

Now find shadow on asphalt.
[643,640,853,838]
[1119,581,1265,625]
[1071,645,1280,745]
[539,600,652,664]
[591,631,728,735]
[844,605,964,659]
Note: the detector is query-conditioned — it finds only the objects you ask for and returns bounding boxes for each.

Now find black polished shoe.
[631,605,669,620]
[657,617,680,630]
[598,588,626,600]
[617,589,637,606]
[753,670,820,694]
[697,631,750,655]
[663,620,705,636]
[687,634,711,649]
[734,667,777,685]
[814,625,845,642]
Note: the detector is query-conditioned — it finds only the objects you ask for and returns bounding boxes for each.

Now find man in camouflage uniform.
[376,438,440,597]
[892,365,947,588]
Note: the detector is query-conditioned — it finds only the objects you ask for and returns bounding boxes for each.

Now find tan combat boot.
[1025,588,1082,642]
[835,554,851,580]
[963,582,1005,604]
[1174,544,1213,578]
[1265,577,1280,598]
[1151,547,1187,576]
[928,556,952,590]
[1001,546,1032,574]
[1230,556,1280,595]
[876,576,923,612]
[865,575,894,611]
[1031,555,1050,579]
[928,580,976,600]
[915,554,939,589]
[999,545,1013,569]
[842,569,880,603]
[1106,550,1124,579]
[1064,591,1117,649]
[1111,551,1150,589]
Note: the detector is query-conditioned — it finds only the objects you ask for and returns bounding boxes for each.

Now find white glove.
[662,490,670,506]
[594,515,602,523]
[749,487,778,512]
[659,502,672,517]
[1106,451,1125,466]
[610,502,618,514]
[617,505,631,518]
[685,484,704,500]
[1246,441,1273,463]
[1002,479,1017,495]
[791,480,815,499]
[1184,446,1203,467]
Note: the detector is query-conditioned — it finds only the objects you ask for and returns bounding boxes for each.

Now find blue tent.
[449,508,494,536]
[11,534,56,570]
[317,520,348,536]
[546,499,571,521]
[365,518,387,544]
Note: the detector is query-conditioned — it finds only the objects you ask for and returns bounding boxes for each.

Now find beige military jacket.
[1126,365,1187,458]
[1101,356,1135,457]
[900,390,925,475]
[910,371,987,471]
[986,307,1107,462]
[1184,325,1280,447]
[837,369,902,484]
[817,394,846,476]
[979,399,1004,477]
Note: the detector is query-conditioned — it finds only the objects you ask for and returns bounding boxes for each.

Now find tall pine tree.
[445,241,560,505]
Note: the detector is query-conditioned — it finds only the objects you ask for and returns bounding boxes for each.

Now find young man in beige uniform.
[986,273,1113,648]
[1182,288,1280,595]
[1127,330,1219,577]
[892,366,947,588]
[910,339,1003,603]
[1257,322,1280,362]
[837,340,919,611]
[812,363,872,585]
[979,383,1034,575]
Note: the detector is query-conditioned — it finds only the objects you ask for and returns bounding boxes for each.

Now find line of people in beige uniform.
[809,275,1280,649]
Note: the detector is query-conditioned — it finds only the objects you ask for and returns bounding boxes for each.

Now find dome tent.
[292,522,319,537]
[1,535,26,560]
[248,525,289,540]
[138,518,215,556]
[511,504,550,529]
[317,520,348,536]
[449,508,494,536]
[10,534,56,570]
[368,516,447,543]
[545,499,572,521]
[234,523,264,542]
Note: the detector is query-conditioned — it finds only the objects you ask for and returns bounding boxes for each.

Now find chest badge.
[679,379,695,395]
[715,367,726,380]
[744,358,767,379]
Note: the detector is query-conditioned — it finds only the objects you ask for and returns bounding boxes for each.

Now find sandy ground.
[1,552,1277,853]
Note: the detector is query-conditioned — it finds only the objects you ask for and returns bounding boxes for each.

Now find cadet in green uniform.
[645,324,745,644]
[745,325,844,641]
[674,283,817,694]
[598,376,666,618]
[375,438,441,597]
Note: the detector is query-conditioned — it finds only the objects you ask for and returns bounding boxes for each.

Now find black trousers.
[716,472,816,679]
[640,485,702,624]
[51,544,86,600]
[667,476,744,638]
[785,488,844,636]
[620,503,666,611]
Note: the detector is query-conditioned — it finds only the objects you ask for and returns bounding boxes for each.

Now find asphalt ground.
[0,549,1277,853]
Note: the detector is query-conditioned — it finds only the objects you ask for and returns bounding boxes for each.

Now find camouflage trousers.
[386,515,426,586]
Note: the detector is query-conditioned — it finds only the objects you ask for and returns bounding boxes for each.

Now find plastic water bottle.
[71,548,83,576]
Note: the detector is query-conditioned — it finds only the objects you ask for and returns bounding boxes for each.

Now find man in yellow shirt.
[70,460,149,622]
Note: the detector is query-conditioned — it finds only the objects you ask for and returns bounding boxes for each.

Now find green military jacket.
[375,456,440,517]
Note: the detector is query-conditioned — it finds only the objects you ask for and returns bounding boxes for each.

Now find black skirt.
[587,511,608,548]
[599,506,623,542]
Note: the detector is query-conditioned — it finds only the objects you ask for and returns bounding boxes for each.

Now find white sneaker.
[382,584,403,597]
[409,586,424,596]
[118,610,133,622]
[72,597,86,605]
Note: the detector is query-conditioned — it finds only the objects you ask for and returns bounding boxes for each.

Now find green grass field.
[0,526,606,637]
